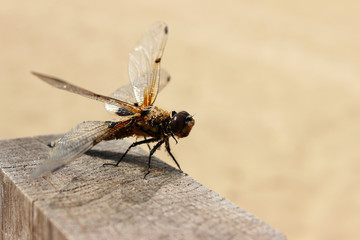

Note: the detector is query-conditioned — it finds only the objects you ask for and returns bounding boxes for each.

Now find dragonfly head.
[170,111,195,138]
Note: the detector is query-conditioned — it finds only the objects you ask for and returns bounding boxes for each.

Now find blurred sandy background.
[1,1,360,239]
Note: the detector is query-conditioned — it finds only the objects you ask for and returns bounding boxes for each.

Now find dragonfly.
[30,22,195,179]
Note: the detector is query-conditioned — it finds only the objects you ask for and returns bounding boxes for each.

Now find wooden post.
[0,135,285,240]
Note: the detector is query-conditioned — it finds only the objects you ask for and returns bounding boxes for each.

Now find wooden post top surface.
[0,135,285,240]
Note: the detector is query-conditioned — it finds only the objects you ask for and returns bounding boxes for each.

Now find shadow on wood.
[0,135,286,240]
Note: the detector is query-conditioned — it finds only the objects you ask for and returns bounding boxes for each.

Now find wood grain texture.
[0,135,285,240]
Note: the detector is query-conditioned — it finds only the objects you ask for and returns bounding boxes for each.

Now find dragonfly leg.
[144,140,165,179]
[144,136,152,150]
[165,139,182,171]
[103,138,158,167]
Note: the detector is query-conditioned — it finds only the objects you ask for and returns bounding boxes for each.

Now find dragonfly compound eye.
[170,111,195,138]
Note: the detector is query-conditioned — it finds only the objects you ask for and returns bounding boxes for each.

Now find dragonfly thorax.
[133,106,170,137]
[134,107,194,139]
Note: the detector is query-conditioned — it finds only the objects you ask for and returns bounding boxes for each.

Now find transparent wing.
[105,84,136,116]
[32,72,140,114]
[105,68,171,115]
[157,69,171,93]
[128,22,168,107]
[30,119,132,178]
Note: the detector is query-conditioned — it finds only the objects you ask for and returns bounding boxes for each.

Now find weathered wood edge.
[0,135,286,240]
